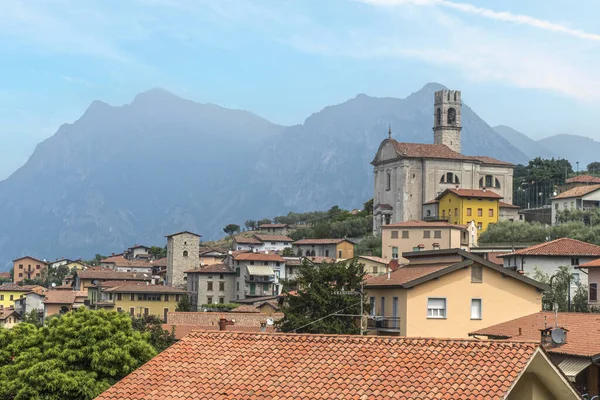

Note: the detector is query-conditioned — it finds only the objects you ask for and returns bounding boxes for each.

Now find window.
[207,297,213,304]
[183,250,188,257]
[9,295,13,301]
[250,261,255,265]
[219,297,225,304]
[471,266,483,283]
[263,261,268,266]
[338,250,342,258]
[571,258,580,266]
[391,231,399,239]
[144,308,149,316]
[175,294,181,302]
[219,282,225,291]
[485,175,493,188]
[477,222,483,230]
[477,208,482,217]
[325,250,330,257]
[590,283,598,302]
[164,294,170,302]
[0,295,3,301]
[386,171,391,191]
[426,210,431,217]
[18,273,22,278]
[18,264,22,269]
[572,273,580,286]
[220,274,224,279]
[276,262,281,267]
[373,266,378,274]
[434,230,442,239]
[471,299,482,320]
[442,210,446,218]
[236,282,240,291]
[263,283,269,291]
[130,307,135,316]
[488,209,494,217]
[555,203,558,210]
[436,108,441,126]
[36,264,40,270]
[381,297,385,316]
[207,282,213,291]
[454,208,458,218]
[423,230,431,238]
[392,247,398,259]
[401,231,409,239]
[369,297,376,316]
[447,108,456,124]
[466,208,472,216]
[117,293,122,301]
[271,242,276,245]
[427,298,446,318]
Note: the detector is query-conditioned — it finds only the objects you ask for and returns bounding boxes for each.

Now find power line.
[284,301,362,333]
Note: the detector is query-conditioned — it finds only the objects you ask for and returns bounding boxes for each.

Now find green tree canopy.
[148,246,167,259]
[131,314,176,353]
[244,220,257,231]
[278,259,367,334]
[532,266,589,312]
[587,161,600,173]
[257,218,272,226]
[223,224,241,236]
[0,308,156,400]
[175,294,192,312]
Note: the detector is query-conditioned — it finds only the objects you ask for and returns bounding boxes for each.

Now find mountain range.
[0,82,597,269]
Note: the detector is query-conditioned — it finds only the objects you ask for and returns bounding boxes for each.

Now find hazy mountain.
[493,125,558,160]
[0,83,528,269]
[537,134,600,170]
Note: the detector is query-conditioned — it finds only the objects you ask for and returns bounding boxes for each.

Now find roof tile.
[553,184,600,199]
[499,238,600,257]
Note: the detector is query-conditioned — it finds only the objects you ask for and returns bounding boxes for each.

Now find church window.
[447,108,456,124]
[436,108,441,126]
[183,250,188,257]
[441,172,459,184]
[495,178,501,189]
[485,175,493,188]
[386,171,391,191]
[467,208,472,216]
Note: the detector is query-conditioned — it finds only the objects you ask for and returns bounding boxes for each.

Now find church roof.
[436,188,503,200]
[373,139,514,167]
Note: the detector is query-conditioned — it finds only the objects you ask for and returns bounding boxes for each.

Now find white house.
[499,238,600,295]
[253,235,293,252]
[233,252,286,300]
[551,184,600,224]
[232,236,264,251]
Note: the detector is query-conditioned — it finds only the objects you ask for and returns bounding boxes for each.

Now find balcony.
[367,316,401,333]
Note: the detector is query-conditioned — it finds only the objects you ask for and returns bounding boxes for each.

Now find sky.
[2,0,600,179]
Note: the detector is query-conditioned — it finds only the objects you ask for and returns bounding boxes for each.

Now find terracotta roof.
[89,280,136,288]
[167,312,283,326]
[486,253,504,266]
[165,231,202,238]
[103,283,187,294]
[423,199,438,205]
[152,257,168,267]
[12,256,48,264]
[259,223,288,228]
[436,188,503,200]
[184,263,235,274]
[499,201,520,209]
[553,184,600,199]
[77,268,152,281]
[43,290,87,305]
[161,324,276,340]
[470,312,600,357]
[234,253,285,262]
[96,332,541,400]
[579,258,600,268]
[293,238,351,245]
[0,308,20,321]
[0,284,43,292]
[233,236,262,245]
[499,238,600,257]
[101,255,153,268]
[253,234,293,242]
[364,263,453,287]
[306,256,336,264]
[283,257,302,266]
[230,304,261,313]
[0,272,10,279]
[565,174,600,184]
[357,255,389,265]
[382,220,466,229]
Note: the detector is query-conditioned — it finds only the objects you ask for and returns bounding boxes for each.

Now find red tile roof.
[553,184,600,199]
[165,231,202,238]
[499,238,600,257]
[293,238,351,245]
[161,324,276,340]
[77,268,152,281]
[259,223,288,228]
[233,236,262,244]
[234,252,285,262]
[12,256,48,265]
[0,272,10,279]
[103,283,187,294]
[364,263,452,287]
[152,257,168,267]
[387,140,514,166]
[579,258,600,268]
[0,308,20,321]
[0,284,43,292]
[167,312,283,326]
[184,263,235,274]
[382,220,466,229]
[253,234,293,242]
[43,290,87,305]
[565,174,600,184]
[499,201,520,209]
[437,188,503,200]
[96,332,540,400]
[306,256,336,264]
[470,312,600,357]
[101,255,153,268]
[357,255,389,265]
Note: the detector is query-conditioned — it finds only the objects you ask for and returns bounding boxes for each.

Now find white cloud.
[359,0,600,41]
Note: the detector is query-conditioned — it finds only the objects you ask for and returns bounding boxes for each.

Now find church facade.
[372,89,515,234]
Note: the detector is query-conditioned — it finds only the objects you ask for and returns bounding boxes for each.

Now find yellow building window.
[466,208,472,216]
[477,208,482,217]
[489,209,494,217]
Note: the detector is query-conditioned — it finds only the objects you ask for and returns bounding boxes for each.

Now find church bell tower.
[433,89,462,153]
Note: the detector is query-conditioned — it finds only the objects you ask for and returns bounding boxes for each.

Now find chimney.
[218,317,232,331]
[112,253,115,256]
[518,327,522,336]
[482,187,486,192]
[260,322,267,332]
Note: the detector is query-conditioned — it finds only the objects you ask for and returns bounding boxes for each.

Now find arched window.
[447,108,456,124]
[436,108,441,126]
[441,172,459,184]
[495,178,501,189]
[311,250,316,256]
[305,250,311,256]
[183,250,188,257]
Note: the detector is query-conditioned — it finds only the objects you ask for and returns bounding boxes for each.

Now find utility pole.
[360,282,364,336]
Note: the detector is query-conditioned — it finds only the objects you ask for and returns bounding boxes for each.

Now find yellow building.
[63,260,88,271]
[0,284,44,309]
[356,256,391,276]
[364,249,547,338]
[92,282,187,322]
[436,188,502,233]
[73,268,152,292]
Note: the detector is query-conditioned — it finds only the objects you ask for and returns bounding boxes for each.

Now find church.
[372,89,515,233]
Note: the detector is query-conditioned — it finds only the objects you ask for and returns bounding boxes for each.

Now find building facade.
[12,257,48,284]
[436,188,501,233]
[166,231,201,288]
[233,252,286,300]
[185,264,236,309]
[551,185,600,224]
[0,284,43,309]
[372,89,514,234]
[292,239,355,260]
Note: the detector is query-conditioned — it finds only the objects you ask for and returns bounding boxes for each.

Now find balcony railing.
[367,316,401,331]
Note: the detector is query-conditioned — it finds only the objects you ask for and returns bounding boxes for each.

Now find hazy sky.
[2,0,600,179]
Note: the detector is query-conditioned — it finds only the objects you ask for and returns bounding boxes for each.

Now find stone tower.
[166,231,201,288]
[433,89,462,153]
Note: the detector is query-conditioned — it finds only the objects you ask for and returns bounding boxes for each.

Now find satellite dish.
[551,328,566,344]
[266,318,274,326]
[51,283,56,288]
[265,251,269,255]
[228,250,233,255]
[252,249,257,253]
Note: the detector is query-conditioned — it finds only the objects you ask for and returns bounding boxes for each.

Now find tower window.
[447,108,456,124]
[386,171,391,191]
[436,108,441,126]
[183,250,188,257]
[454,92,457,101]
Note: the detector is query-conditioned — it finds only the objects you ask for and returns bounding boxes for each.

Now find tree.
[531,266,584,312]
[0,308,156,399]
[40,264,71,288]
[148,246,167,259]
[572,283,589,313]
[363,198,374,215]
[356,235,382,257]
[86,254,106,267]
[131,314,176,353]
[175,294,192,312]
[278,259,367,334]
[244,220,257,231]
[257,218,272,227]
[20,309,43,328]
[281,247,295,256]
[587,161,600,174]
[223,224,241,237]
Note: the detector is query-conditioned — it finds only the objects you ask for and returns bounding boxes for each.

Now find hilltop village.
[2,90,598,399]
